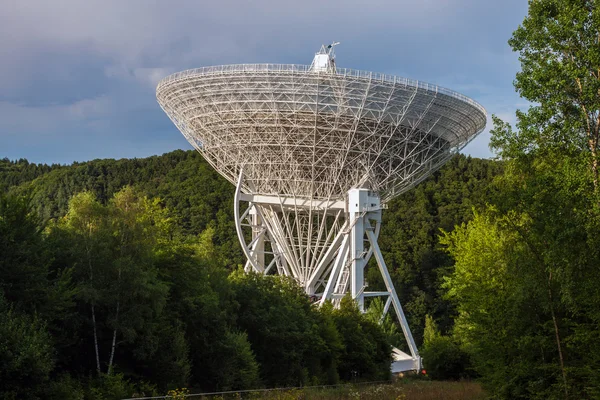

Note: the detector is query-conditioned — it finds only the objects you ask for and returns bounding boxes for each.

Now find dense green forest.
[434,1,600,398]
[3,1,600,399]
[0,150,500,399]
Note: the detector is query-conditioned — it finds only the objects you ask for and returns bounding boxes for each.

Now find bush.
[421,315,472,380]
[0,297,54,399]
[45,374,85,400]
[332,296,392,381]
[85,373,137,400]
[421,335,472,380]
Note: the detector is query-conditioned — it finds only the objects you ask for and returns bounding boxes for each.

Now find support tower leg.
[234,171,421,372]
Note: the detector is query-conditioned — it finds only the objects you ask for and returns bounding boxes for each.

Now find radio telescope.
[157,43,486,372]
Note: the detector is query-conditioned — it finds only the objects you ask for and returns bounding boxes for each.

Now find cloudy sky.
[1,0,528,165]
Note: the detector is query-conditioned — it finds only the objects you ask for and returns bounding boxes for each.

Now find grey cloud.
[1,0,528,163]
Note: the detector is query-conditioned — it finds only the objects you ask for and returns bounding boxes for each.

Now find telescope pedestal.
[234,172,421,372]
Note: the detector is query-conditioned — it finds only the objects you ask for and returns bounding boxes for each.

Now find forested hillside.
[1,150,501,339]
[1,151,500,279]
[1,151,241,264]
[0,150,500,398]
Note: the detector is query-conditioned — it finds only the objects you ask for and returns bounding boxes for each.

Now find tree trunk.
[107,300,119,375]
[588,135,598,192]
[87,237,101,376]
[575,78,599,192]
[547,271,568,399]
[91,304,101,375]
[515,225,569,398]
[108,265,122,375]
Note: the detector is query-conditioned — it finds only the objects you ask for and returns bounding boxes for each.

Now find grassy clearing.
[188,380,486,400]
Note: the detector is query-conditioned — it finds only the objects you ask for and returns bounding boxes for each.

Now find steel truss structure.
[157,45,486,373]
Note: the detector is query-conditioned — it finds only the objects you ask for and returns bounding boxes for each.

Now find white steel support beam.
[235,168,263,273]
[306,224,347,294]
[346,189,421,372]
[244,225,265,273]
[350,208,366,312]
[381,296,393,323]
[319,236,349,307]
[251,211,265,268]
[235,179,421,372]
[365,221,419,360]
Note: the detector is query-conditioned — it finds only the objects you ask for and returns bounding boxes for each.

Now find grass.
[189,380,486,400]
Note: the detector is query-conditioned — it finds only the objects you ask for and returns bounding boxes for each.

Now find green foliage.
[0,157,63,191]
[7,5,600,400]
[132,321,191,390]
[230,271,342,387]
[50,188,170,376]
[153,239,248,391]
[0,192,48,311]
[332,296,391,382]
[212,330,261,390]
[45,374,85,400]
[373,155,502,342]
[0,150,501,397]
[492,0,600,184]
[2,149,500,351]
[0,296,54,399]
[441,210,549,397]
[84,373,138,400]
[421,315,472,381]
[436,2,600,398]
[365,297,403,348]
[5,151,242,264]
[442,199,600,397]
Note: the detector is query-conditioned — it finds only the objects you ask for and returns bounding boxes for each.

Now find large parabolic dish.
[156,61,485,203]
[157,44,486,372]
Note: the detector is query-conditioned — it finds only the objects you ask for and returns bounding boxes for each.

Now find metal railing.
[122,380,395,400]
